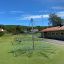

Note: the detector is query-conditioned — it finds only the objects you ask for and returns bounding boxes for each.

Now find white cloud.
[9,11,24,14]
[57,11,64,14]
[51,6,64,10]
[43,15,49,18]
[34,10,49,13]
[56,11,64,18]
[18,14,49,20]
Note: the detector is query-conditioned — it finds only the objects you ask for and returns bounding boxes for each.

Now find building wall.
[41,30,64,40]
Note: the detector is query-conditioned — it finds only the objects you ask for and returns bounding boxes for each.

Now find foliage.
[35,26,48,31]
[0,25,49,34]
[48,13,63,26]
[0,32,4,36]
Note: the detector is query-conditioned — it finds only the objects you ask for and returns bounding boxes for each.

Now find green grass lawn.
[0,34,64,64]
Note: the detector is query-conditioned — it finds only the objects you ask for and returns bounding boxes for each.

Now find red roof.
[42,26,64,32]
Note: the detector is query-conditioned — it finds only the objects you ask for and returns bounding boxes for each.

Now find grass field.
[0,34,64,64]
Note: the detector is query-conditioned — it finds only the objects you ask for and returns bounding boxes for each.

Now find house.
[41,26,64,40]
[31,29,39,32]
[0,28,4,32]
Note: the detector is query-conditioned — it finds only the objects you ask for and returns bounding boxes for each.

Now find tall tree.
[48,13,62,26]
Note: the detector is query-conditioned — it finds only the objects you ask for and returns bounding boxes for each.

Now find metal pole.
[31,18,34,50]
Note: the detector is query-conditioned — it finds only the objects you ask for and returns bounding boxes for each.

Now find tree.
[0,24,5,29]
[48,13,62,26]
[31,18,35,50]
[15,25,23,34]
[0,32,4,37]
[61,19,64,25]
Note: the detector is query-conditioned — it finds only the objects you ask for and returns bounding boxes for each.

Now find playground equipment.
[10,18,43,57]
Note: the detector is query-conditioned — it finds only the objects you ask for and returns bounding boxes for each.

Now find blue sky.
[0,0,64,26]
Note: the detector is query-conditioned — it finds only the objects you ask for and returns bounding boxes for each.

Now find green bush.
[0,32,4,36]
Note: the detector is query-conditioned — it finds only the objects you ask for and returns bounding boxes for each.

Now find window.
[56,33,58,35]
[52,32,54,35]
[61,32,64,35]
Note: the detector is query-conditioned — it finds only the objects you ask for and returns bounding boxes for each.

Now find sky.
[0,0,64,26]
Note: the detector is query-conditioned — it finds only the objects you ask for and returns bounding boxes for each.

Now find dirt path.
[43,38,64,45]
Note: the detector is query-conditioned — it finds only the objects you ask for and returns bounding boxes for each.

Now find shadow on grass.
[8,48,33,57]
[8,47,56,59]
